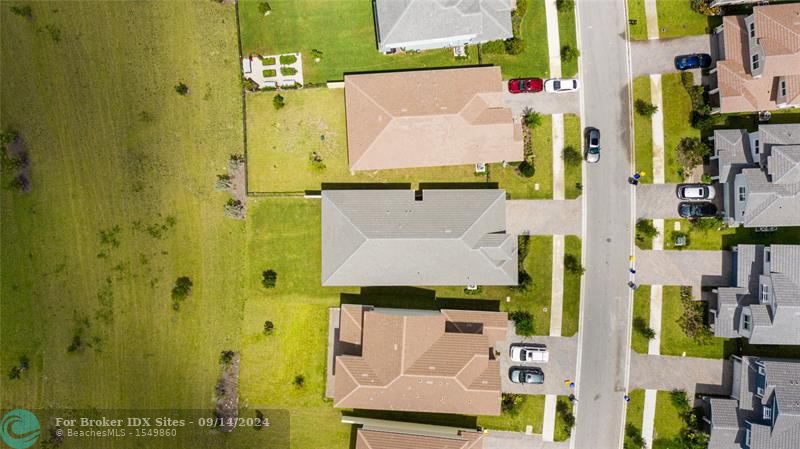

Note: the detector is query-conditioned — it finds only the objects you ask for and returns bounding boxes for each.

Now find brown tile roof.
[333,307,507,415]
[356,428,484,449]
[717,4,800,113]
[344,67,523,171]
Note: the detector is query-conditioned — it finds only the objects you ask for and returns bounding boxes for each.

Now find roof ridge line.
[321,195,369,284]
[379,0,417,50]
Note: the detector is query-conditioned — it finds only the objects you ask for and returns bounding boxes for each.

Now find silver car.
[585,127,600,163]
[677,184,715,200]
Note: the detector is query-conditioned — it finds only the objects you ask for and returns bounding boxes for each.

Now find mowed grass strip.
[633,76,654,183]
[653,390,686,449]
[662,73,699,183]
[562,236,582,337]
[564,114,582,199]
[655,0,720,39]
[239,0,479,84]
[631,285,652,354]
[558,3,578,77]
[627,0,649,40]
[477,394,545,432]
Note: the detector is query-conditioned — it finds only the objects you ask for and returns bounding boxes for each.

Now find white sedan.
[544,78,579,93]
[510,344,549,363]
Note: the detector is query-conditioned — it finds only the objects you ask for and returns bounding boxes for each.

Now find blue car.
[674,54,712,70]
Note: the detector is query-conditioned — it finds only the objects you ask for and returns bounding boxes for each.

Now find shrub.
[625,423,646,449]
[564,254,585,274]
[262,69,277,78]
[510,310,534,336]
[229,153,245,170]
[9,5,32,18]
[280,67,297,76]
[670,389,691,413]
[279,54,297,65]
[678,286,712,342]
[311,49,323,60]
[635,219,659,242]
[676,137,710,170]
[556,0,574,12]
[262,56,276,66]
[243,78,259,92]
[258,1,271,15]
[18,356,29,372]
[224,199,245,218]
[8,366,21,380]
[309,152,326,171]
[272,94,285,110]
[560,45,580,62]
[501,393,524,413]
[504,37,524,55]
[563,146,582,165]
[219,350,235,366]
[263,321,274,335]
[481,40,506,54]
[633,317,656,340]
[215,174,232,190]
[690,0,720,16]
[701,174,713,184]
[172,276,193,300]
[293,374,305,388]
[522,110,542,129]
[261,269,277,288]
[691,111,715,130]
[634,99,658,117]
[517,160,535,178]
[175,82,189,96]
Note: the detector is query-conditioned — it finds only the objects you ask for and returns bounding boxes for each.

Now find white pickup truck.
[510,344,549,363]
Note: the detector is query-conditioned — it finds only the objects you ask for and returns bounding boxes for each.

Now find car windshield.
[591,137,599,145]
[554,80,561,90]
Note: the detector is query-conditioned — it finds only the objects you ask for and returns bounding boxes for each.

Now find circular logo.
[0,409,40,449]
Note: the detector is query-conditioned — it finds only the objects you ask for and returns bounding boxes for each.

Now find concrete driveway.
[503,90,580,117]
[629,353,733,397]
[499,326,578,396]
[506,199,582,236]
[635,249,733,288]
[630,35,716,78]
[484,431,570,449]
[636,183,724,219]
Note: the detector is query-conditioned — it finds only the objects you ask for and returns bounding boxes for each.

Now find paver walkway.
[506,200,582,236]
[629,353,733,397]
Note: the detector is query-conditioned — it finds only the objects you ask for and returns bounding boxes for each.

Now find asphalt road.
[571,1,634,448]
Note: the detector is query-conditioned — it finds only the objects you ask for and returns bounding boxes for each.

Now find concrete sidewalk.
[644,0,659,40]
[484,430,570,449]
[545,0,562,79]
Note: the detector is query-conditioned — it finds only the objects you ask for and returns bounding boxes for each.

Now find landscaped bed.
[660,285,734,359]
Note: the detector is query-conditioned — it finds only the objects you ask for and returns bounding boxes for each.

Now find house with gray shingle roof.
[321,189,517,286]
[710,124,800,227]
[373,0,515,53]
[705,356,800,449]
[710,245,800,345]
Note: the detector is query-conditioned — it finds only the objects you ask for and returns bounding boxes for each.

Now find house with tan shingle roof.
[343,66,523,171]
[328,304,507,416]
[342,416,484,449]
[710,3,800,113]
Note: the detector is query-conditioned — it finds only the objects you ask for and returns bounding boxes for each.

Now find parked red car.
[508,78,544,93]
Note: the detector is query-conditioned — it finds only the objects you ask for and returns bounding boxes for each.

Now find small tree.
[501,393,524,413]
[635,219,659,242]
[563,146,582,165]
[504,37,524,55]
[556,0,574,13]
[509,310,534,336]
[219,350,235,366]
[272,94,285,110]
[560,45,580,63]
[522,110,542,129]
[293,374,305,388]
[676,137,710,170]
[262,269,277,288]
[258,1,271,15]
[634,99,658,117]
[564,254,585,274]
[263,321,274,335]
[517,160,534,178]
[172,276,193,300]
[175,82,189,96]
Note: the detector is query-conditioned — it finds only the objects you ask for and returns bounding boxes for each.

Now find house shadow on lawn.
[341,287,500,312]
[418,181,498,190]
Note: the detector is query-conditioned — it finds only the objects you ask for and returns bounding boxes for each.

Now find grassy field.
[477,395,545,432]
[660,286,732,359]
[489,115,554,200]
[481,0,550,79]
[662,73,699,183]
[564,114,583,199]
[246,88,543,198]
[664,220,800,250]
[0,1,301,447]
[562,237,582,337]
[632,286,652,354]
[656,0,720,39]
[558,3,578,77]
[653,390,685,449]
[238,0,479,84]
[633,76,654,183]
[627,0,648,40]
[624,389,646,449]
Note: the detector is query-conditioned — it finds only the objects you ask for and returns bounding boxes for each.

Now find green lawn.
[635,219,655,250]
[554,396,575,441]
[564,114,583,199]
[481,0,550,79]
[662,73,699,183]
[633,76,653,183]
[655,0,720,39]
[660,286,732,359]
[0,2,299,447]
[562,236,582,337]
[246,88,541,197]
[664,220,800,250]
[653,390,685,449]
[238,0,479,84]
[627,0,648,40]
[489,116,554,200]
[624,389,646,449]
[478,395,545,432]
[558,3,578,77]
[632,286,652,354]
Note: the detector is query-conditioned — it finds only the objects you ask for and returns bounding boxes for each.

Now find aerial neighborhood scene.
[2,0,800,448]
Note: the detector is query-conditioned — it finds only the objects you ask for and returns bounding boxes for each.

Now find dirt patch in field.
[214,351,239,432]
